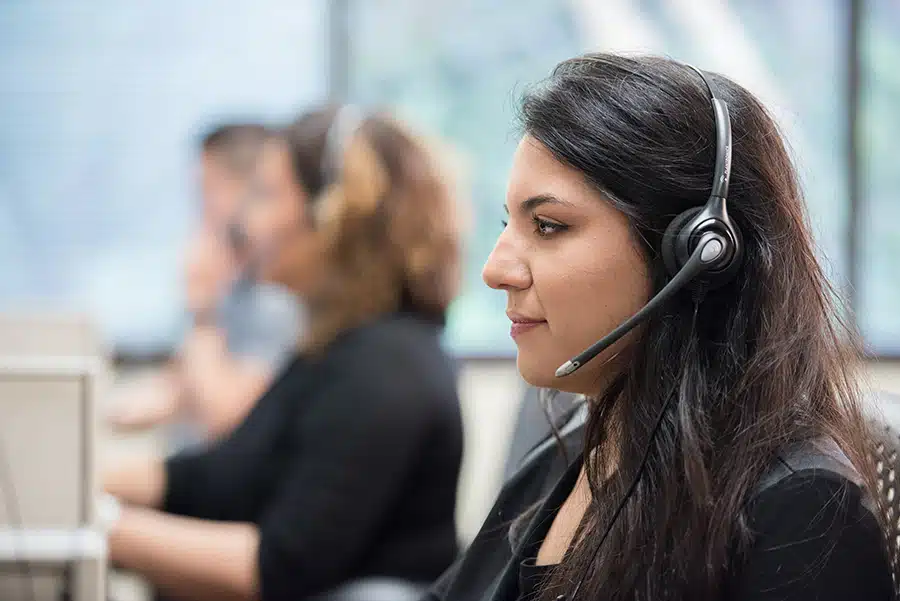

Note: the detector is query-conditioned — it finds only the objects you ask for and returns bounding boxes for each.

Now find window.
[346,0,853,355]
[345,0,585,355]
[0,1,327,355]
[626,0,851,285]
[1,1,895,357]
[859,0,900,355]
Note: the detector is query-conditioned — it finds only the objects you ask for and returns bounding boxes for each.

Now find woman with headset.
[103,107,464,601]
[427,53,892,601]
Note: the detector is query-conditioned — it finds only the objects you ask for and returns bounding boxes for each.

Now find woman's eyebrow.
[505,194,575,215]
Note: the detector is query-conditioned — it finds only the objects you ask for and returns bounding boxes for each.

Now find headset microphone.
[555,65,743,380]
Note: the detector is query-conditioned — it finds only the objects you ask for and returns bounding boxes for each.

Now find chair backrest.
[310,578,427,601]
[503,387,581,481]
[868,391,900,597]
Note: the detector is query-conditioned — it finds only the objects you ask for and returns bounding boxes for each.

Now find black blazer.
[426,405,892,601]
[163,312,463,601]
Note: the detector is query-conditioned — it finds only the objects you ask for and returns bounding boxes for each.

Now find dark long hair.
[522,53,876,601]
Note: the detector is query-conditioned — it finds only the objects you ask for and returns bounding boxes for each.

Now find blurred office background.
[1,1,899,598]
[4,0,899,358]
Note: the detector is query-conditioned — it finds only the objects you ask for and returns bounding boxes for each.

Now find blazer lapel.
[487,451,585,601]
[442,405,587,601]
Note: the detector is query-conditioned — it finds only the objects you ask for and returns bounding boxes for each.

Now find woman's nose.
[482,232,531,292]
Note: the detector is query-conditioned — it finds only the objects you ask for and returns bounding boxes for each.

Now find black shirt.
[163,313,463,600]
[427,413,893,601]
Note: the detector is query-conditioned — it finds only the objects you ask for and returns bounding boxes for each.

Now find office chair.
[311,578,427,601]
[503,387,582,481]
[869,392,900,597]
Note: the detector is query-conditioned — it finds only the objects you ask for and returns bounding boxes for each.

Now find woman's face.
[242,139,323,293]
[483,136,652,396]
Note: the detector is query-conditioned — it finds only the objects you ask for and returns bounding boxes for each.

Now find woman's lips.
[508,315,546,339]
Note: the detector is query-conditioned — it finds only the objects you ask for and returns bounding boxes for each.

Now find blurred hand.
[103,456,166,509]
[185,228,234,314]
[107,368,180,431]
[180,324,228,371]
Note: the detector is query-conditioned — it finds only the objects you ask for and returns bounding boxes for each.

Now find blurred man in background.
[110,124,303,441]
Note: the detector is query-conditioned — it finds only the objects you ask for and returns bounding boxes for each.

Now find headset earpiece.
[661,199,743,291]
[661,206,702,277]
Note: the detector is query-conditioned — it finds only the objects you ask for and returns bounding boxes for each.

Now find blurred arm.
[177,227,275,439]
[105,451,261,600]
[109,505,260,601]
[177,323,271,439]
[103,457,166,508]
[107,363,184,431]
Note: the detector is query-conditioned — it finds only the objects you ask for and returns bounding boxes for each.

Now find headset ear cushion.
[661,207,703,278]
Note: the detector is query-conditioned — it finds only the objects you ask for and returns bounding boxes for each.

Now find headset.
[318,105,366,204]
[555,66,742,380]
[554,66,744,600]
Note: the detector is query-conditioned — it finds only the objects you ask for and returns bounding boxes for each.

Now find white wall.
[453,360,523,543]
[867,362,900,396]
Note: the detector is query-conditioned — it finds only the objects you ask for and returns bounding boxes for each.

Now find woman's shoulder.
[328,313,452,373]
[317,313,458,410]
[747,463,875,534]
[747,437,880,545]
[344,311,444,342]
[730,440,893,599]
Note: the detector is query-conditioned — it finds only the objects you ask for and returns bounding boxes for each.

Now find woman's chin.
[516,350,604,397]
[515,352,560,390]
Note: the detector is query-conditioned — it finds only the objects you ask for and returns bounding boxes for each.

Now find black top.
[517,561,547,601]
[426,410,893,601]
[163,313,463,601]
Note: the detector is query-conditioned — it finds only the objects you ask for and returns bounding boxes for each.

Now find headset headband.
[320,104,367,189]
[685,65,732,201]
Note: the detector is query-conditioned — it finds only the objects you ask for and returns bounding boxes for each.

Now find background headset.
[555,66,743,600]
[555,66,742,379]
[318,105,366,205]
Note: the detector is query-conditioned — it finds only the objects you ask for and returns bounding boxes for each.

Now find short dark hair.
[200,123,270,177]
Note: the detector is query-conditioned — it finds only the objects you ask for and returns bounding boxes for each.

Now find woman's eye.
[501,219,508,229]
[533,216,567,238]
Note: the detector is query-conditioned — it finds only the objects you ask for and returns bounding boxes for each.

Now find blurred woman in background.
[427,53,892,601]
[104,106,464,601]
